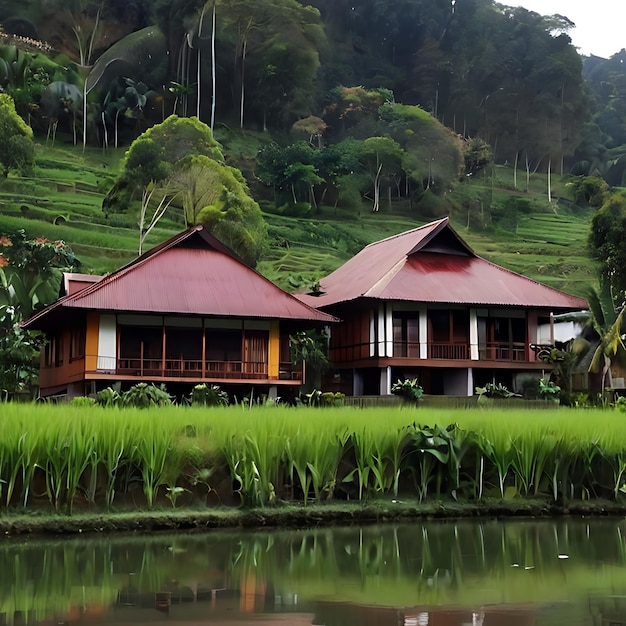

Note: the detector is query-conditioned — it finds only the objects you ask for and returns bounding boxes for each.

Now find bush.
[120,383,173,408]
[70,396,96,407]
[391,378,423,401]
[96,386,121,407]
[190,383,229,407]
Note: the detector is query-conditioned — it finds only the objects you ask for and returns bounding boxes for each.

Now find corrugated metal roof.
[61,272,103,297]
[24,226,336,328]
[297,217,589,311]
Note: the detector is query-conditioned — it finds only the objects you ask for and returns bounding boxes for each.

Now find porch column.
[469,309,479,360]
[385,304,393,357]
[377,303,386,357]
[467,368,474,396]
[418,304,428,359]
[269,321,280,378]
[380,366,392,395]
[85,312,99,372]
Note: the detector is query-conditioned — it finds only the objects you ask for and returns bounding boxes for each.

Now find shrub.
[538,379,561,402]
[96,386,121,407]
[70,396,96,407]
[121,383,172,408]
[391,378,424,401]
[475,382,516,399]
[190,383,229,407]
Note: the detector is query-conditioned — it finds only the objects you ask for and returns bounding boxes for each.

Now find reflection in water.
[1,519,626,625]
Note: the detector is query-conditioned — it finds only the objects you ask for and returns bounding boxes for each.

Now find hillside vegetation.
[0,139,596,297]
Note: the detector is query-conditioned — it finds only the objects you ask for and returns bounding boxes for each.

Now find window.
[393,313,419,357]
[70,327,86,361]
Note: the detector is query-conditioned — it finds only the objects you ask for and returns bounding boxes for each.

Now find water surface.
[3,518,626,625]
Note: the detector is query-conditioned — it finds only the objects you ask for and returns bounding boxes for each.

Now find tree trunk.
[240,37,247,129]
[547,157,552,204]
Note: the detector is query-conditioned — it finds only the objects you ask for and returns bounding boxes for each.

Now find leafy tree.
[568,176,609,208]
[358,136,404,212]
[0,93,34,176]
[0,232,79,398]
[256,141,322,206]
[106,115,266,264]
[104,114,224,213]
[170,154,267,265]
[589,190,626,302]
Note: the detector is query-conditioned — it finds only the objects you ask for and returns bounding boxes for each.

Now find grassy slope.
[0,140,596,297]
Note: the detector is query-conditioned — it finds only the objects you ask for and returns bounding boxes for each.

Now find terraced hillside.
[0,141,596,298]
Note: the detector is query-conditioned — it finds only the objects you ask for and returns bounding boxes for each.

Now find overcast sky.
[503,1,625,58]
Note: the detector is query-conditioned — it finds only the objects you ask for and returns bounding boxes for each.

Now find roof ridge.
[361,216,449,249]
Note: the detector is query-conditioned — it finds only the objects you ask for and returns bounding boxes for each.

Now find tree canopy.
[105,115,266,265]
[0,93,34,176]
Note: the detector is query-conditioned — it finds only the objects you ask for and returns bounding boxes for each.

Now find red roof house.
[297,217,588,396]
[24,226,336,399]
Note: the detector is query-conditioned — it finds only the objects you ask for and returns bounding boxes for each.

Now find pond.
[2,518,626,625]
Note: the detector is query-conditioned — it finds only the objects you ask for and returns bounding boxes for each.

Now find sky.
[503,1,625,58]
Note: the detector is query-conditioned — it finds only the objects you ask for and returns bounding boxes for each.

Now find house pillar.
[96,314,116,372]
[467,368,474,396]
[268,321,280,378]
[418,304,428,359]
[380,366,391,395]
[85,312,99,372]
[385,305,393,357]
[377,303,386,357]
[469,309,479,360]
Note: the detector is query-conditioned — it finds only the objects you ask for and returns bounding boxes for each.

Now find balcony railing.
[479,342,527,362]
[428,343,469,360]
[116,358,302,380]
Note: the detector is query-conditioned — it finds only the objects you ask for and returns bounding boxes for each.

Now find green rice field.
[2,404,626,513]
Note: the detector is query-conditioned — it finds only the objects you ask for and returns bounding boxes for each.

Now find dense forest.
[0,0,625,179]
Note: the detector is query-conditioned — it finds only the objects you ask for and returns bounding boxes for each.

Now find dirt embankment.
[4,499,626,536]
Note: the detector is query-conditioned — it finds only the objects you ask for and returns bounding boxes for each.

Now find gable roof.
[24,226,336,329]
[297,217,588,311]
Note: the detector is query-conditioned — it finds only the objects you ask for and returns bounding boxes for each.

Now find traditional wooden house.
[23,226,336,400]
[297,217,588,396]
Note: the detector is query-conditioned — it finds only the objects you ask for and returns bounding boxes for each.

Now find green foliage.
[190,383,229,407]
[475,382,517,399]
[290,329,329,372]
[70,396,96,407]
[120,383,173,408]
[0,305,40,398]
[568,176,609,208]
[538,379,561,402]
[589,190,626,300]
[95,386,121,407]
[391,378,424,401]
[0,93,34,176]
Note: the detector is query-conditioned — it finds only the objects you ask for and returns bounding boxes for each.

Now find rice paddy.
[1,404,626,513]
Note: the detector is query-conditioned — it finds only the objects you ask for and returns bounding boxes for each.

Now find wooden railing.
[479,342,527,362]
[116,358,296,380]
[428,343,469,360]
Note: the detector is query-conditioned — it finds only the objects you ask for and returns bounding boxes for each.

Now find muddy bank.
[3,498,626,536]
